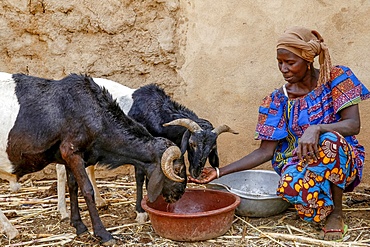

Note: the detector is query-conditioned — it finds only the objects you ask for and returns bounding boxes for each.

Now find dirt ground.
[0,164,370,247]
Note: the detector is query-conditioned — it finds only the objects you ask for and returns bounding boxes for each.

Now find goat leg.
[134,166,148,223]
[56,164,106,222]
[65,167,88,235]
[63,150,114,244]
[56,164,70,220]
[0,209,19,240]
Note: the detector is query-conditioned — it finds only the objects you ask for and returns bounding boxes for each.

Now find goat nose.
[191,168,202,178]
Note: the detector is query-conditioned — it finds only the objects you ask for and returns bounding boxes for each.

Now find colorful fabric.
[255,65,370,222]
[277,132,356,222]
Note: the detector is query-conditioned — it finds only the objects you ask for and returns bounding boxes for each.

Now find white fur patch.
[93,78,136,114]
[0,72,20,174]
[56,164,70,220]
[0,171,19,191]
[86,165,107,208]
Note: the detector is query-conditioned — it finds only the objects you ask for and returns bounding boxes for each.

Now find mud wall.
[0,0,184,179]
[177,0,370,185]
[0,0,183,90]
[1,0,370,184]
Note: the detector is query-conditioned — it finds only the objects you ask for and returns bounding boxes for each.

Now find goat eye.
[189,140,196,149]
[174,166,182,175]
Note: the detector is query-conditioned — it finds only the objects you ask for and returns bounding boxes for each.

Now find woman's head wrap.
[276,26,332,86]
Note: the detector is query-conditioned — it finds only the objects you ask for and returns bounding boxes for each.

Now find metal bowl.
[206,170,291,217]
[141,188,240,241]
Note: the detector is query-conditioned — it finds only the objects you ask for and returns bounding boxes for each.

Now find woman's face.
[277,48,309,84]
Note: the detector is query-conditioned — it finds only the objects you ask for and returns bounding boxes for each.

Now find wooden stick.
[0,191,37,198]
[285,224,316,238]
[347,192,370,197]
[285,225,299,247]
[108,221,150,232]
[0,197,134,205]
[349,226,370,231]
[209,235,260,240]
[263,232,370,246]
[11,207,55,222]
[0,209,19,240]
[343,208,370,211]
[4,233,75,247]
[354,230,363,242]
[236,215,288,247]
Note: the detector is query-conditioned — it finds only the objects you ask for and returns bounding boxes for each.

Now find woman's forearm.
[317,104,361,137]
[219,140,276,177]
[317,118,360,137]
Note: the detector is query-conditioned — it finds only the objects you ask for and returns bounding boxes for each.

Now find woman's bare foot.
[319,213,345,241]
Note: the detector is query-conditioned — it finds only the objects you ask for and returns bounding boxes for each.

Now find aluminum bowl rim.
[208,170,282,200]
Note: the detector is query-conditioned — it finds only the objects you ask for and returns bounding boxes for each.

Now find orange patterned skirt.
[277,132,358,222]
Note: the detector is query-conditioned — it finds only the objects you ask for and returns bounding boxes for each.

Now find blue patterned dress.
[255,65,370,222]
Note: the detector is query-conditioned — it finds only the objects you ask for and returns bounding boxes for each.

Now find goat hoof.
[77,229,89,237]
[74,225,89,236]
[96,203,109,210]
[135,212,148,224]
[102,238,116,246]
[95,199,108,209]
[60,216,70,222]
[10,182,21,192]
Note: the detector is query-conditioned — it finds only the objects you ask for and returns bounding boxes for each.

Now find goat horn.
[161,146,184,182]
[212,125,239,135]
[163,118,203,133]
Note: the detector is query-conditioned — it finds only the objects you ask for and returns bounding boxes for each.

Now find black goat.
[25,79,238,223]
[128,84,239,177]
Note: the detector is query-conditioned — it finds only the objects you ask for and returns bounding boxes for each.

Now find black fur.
[6,74,186,243]
[129,84,219,178]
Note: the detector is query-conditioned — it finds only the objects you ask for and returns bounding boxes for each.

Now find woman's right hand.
[188,167,217,184]
[297,124,321,162]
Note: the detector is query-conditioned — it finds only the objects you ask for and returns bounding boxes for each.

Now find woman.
[189,26,370,241]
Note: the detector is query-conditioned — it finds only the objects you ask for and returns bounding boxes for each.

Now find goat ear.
[208,148,220,168]
[147,165,165,202]
[180,130,190,155]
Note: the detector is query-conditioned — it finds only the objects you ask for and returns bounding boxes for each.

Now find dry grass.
[0,176,369,247]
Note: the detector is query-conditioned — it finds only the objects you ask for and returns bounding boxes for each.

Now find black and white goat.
[0,73,186,244]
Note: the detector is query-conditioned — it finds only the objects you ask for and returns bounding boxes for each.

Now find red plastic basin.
[141,188,240,241]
